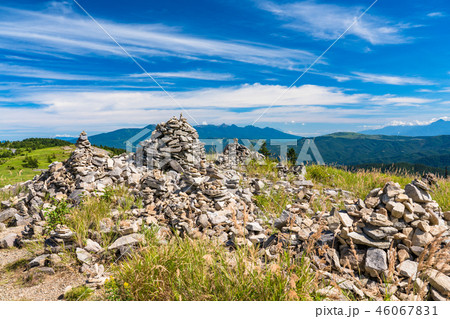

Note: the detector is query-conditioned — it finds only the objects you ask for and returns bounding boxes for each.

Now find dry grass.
[105,229,320,301]
[306,165,450,210]
[65,186,143,248]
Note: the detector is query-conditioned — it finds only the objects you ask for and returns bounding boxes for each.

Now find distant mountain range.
[360,119,450,136]
[58,123,450,172]
[80,124,300,149]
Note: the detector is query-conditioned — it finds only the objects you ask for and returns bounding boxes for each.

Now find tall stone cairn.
[137,115,205,173]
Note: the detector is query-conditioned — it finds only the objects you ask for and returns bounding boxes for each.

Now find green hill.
[0,145,75,187]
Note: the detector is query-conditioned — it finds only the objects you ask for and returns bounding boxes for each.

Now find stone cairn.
[216,138,265,168]
[136,115,206,173]
[0,117,449,300]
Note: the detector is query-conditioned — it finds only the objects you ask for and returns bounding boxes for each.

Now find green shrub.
[44,199,70,232]
[22,156,39,169]
[64,286,94,301]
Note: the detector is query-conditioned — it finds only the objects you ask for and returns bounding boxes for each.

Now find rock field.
[1,115,449,301]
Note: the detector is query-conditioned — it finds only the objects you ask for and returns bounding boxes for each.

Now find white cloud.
[258,1,411,44]
[351,72,434,85]
[384,116,449,126]
[29,84,366,112]
[312,70,434,86]
[0,83,440,137]
[427,12,444,17]
[0,5,315,70]
[130,71,234,81]
[370,94,436,106]
[0,63,107,81]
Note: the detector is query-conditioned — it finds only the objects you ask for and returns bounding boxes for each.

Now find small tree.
[22,156,39,169]
[287,147,297,165]
[259,141,271,157]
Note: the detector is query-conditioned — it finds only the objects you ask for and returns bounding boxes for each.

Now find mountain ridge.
[360,119,450,136]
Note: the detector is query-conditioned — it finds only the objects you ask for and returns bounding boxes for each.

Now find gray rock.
[348,232,391,249]
[365,248,387,277]
[76,248,92,265]
[0,233,17,248]
[424,269,450,297]
[108,233,145,250]
[248,233,267,244]
[197,214,210,229]
[397,260,418,278]
[0,208,18,223]
[246,222,263,232]
[363,225,398,241]
[84,239,103,253]
[29,254,50,268]
[411,229,434,247]
[207,212,229,226]
[405,183,432,203]
[410,246,424,257]
[386,201,405,218]
[337,211,354,228]
[430,288,447,301]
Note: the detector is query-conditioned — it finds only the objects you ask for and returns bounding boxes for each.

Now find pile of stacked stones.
[136,115,206,173]
[272,178,450,300]
[0,131,143,231]
[215,138,265,168]
[1,116,449,300]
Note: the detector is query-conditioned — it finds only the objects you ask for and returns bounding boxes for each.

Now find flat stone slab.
[348,232,391,249]
[397,260,418,278]
[108,233,145,250]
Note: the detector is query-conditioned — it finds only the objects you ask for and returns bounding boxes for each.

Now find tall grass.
[254,188,294,219]
[244,158,280,182]
[306,165,450,211]
[65,186,142,247]
[432,182,450,212]
[105,230,318,301]
[307,165,413,198]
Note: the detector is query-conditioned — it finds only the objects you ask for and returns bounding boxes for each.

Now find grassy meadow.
[0,146,75,187]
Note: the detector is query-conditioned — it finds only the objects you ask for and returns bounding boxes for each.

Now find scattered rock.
[424,269,450,298]
[108,233,145,250]
[84,239,103,253]
[29,254,49,268]
[365,248,387,277]
[76,248,92,265]
[0,208,17,223]
[0,233,17,248]
[397,260,418,278]
[348,232,391,249]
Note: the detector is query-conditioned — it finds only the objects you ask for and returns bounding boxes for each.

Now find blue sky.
[0,0,449,139]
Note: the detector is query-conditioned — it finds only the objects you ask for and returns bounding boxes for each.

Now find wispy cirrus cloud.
[369,94,436,106]
[0,84,437,133]
[312,70,434,86]
[350,72,434,85]
[0,63,109,81]
[130,71,235,81]
[427,12,445,18]
[0,5,315,70]
[257,0,412,45]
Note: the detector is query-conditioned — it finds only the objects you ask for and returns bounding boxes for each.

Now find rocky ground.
[0,115,449,301]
